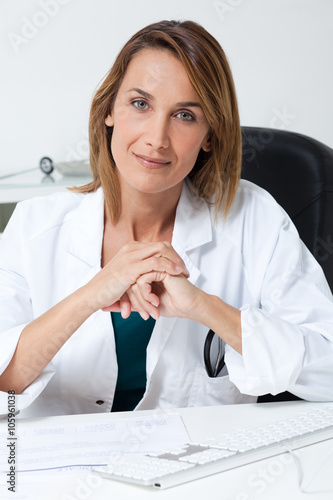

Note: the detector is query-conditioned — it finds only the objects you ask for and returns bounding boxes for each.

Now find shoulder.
[182,178,294,238]
[209,180,300,259]
[217,179,294,232]
[231,179,286,216]
[6,189,102,242]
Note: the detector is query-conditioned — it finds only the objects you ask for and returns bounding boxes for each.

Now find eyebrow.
[128,87,203,109]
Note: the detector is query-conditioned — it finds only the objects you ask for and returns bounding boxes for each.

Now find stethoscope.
[204,329,225,377]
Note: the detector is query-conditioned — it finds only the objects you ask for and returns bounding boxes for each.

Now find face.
[105,48,211,197]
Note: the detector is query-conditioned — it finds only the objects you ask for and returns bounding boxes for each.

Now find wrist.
[189,293,242,354]
[185,289,212,324]
[77,283,101,316]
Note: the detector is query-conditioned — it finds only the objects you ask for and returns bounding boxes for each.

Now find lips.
[134,153,171,169]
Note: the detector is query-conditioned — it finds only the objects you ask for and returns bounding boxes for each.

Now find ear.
[201,134,211,152]
[105,113,114,127]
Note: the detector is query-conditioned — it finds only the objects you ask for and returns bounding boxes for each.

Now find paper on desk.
[0,413,189,480]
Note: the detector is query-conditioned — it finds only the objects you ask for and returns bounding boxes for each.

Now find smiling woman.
[1,20,333,418]
[75,20,242,225]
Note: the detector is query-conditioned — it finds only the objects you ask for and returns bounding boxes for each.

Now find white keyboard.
[95,405,333,489]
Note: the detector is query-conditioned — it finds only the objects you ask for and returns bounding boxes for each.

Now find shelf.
[0,169,92,203]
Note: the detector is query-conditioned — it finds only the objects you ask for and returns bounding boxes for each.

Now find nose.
[144,113,170,150]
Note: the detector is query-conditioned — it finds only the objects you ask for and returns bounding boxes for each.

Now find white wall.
[0,0,332,177]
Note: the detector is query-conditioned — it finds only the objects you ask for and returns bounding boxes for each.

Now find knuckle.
[151,256,159,268]
[136,276,145,286]
[124,241,137,253]
[156,241,166,252]
[176,257,184,267]
[122,242,131,252]
[128,292,138,306]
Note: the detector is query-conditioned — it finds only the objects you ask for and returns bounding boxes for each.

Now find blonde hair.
[72,20,242,223]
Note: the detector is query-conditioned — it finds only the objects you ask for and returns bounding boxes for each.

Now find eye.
[132,99,149,110]
[176,111,195,121]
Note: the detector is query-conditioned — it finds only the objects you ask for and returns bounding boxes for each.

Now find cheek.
[112,112,143,149]
[110,123,144,173]
[178,133,206,162]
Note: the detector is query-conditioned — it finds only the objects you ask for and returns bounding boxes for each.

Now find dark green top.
[111,312,155,412]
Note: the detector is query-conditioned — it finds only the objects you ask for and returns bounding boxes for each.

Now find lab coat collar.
[172,179,212,252]
[171,179,212,287]
[67,180,212,268]
[67,187,105,268]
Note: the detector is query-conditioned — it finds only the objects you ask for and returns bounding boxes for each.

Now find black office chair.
[241,126,333,402]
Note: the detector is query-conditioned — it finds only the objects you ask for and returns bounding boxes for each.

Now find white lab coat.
[1,179,333,418]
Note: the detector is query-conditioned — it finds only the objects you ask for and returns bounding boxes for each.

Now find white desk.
[1,401,332,499]
[0,169,92,204]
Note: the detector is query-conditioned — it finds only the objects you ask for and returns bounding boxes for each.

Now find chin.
[127,178,173,195]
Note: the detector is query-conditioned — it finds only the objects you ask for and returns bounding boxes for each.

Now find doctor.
[1,20,333,418]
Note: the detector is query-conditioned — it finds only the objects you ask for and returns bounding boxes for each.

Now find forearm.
[189,292,242,355]
[0,241,189,394]
[0,286,95,394]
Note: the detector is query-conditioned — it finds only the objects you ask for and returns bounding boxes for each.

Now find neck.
[107,181,183,242]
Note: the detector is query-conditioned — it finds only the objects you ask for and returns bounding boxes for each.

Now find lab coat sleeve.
[225,207,333,401]
[0,206,56,415]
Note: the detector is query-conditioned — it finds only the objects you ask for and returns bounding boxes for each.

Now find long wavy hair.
[71,20,242,223]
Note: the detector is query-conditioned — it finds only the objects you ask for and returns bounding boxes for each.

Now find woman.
[1,20,333,417]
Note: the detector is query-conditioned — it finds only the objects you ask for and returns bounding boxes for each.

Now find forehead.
[118,48,198,98]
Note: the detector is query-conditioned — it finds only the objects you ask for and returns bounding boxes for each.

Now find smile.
[134,153,171,169]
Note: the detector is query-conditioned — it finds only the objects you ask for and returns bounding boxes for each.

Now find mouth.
[134,153,171,169]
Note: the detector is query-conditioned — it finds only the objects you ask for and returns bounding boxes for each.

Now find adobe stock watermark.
[7,391,17,493]
[243,105,296,163]
[315,234,333,264]
[236,451,294,499]
[60,471,102,500]
[65,130,89,163]
[8,0,73,54]
[269,106,296,131]
[61,411,169,500]
[213,0,245,21]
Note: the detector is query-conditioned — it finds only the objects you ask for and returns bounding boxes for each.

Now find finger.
[100,295,134,314]
[126,287,151,321]
[126,241,189,277]
[132,273,167,319]
[101,301,122,312]
[137,271,167,303]
[152,243,190,277]
[119,293,132,319]
[129,283,160,321]
[136,274,160,307]
[136,256,187,279]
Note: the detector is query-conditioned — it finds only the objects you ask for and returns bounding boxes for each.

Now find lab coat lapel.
[65,188,105,296]
[147,180,212,376]
[64,188,116,380]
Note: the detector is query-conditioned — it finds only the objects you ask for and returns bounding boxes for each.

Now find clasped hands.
[86,241,204,321]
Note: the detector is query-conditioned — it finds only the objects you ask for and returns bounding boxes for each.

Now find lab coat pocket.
[188,366,256,406]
